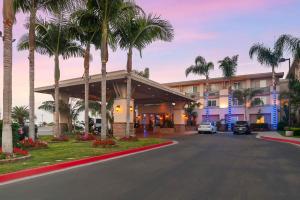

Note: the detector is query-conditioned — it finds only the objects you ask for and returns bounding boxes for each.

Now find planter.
[285,131,294,137]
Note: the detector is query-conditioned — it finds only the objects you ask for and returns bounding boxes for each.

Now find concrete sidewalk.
[256,131,300,146]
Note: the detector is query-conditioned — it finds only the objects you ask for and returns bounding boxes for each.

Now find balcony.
[185,92,200,99]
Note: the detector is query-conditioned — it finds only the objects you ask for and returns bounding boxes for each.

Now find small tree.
[11,106,29,125]
[232,88,263,121]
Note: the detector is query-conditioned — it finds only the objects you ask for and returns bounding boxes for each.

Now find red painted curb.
[0,141,174,184]
[261,136,300,145]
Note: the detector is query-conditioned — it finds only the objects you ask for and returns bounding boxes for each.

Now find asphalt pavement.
[1,133,299,200]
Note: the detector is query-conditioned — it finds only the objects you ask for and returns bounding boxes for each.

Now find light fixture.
[137,84,141,87]
[115,105,121,112]
[172,102,176,106]
[166,114,169,118]
[130,106,133,112]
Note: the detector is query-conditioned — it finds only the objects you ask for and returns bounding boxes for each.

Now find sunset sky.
[0,0,300,122]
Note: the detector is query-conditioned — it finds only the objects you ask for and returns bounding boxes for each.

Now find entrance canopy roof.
[35,70,194,104]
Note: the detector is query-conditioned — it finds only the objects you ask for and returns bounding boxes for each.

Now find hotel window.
[233,98,243,106]
[253,96,267,106]
[256,116,265,124]
[208,100,217,107]
[193,86,198,93]
[210,84,219,91]
[233,82,241,90]
[259,80,267,88]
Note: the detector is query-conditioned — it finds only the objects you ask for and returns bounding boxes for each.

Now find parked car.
[198,122,217,134]
[233,121,251,135]
[94,118,101,134]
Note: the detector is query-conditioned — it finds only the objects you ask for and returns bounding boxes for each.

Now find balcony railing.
[185,92,200,99]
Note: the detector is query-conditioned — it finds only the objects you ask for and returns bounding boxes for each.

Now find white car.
[198,122,217,134]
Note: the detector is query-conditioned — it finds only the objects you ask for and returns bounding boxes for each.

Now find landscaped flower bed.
[76,133,96,141]
[92,139,116,148]
[51,135,69,142]
[20,138,48,149]
[119,136,139,142]
[0,147,30,163]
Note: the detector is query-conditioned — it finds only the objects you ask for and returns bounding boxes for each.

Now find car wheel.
[198,131,201,134]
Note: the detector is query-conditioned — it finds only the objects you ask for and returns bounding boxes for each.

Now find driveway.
[1,133,300,200]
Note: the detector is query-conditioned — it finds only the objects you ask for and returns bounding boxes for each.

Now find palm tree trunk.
[228,80,232,131]
[2,0,14,154]
[54,54,60,137]
[126,48,133,137]
[205,76,209,122]
[28,6,37,141]
[84,44,90,133]
[100,23,108,140]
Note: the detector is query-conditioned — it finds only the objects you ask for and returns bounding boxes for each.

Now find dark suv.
[233,121,251,135]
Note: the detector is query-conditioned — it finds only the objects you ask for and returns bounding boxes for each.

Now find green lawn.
[0,136,164,175]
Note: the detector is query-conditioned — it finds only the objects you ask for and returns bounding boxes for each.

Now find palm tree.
[18,15,84,137]
[114,13,174,136]
[249,42,283,91]
[39,99,84,132]
[69,7,102,134]
[2,0,14,154]
[249,41,284,129]
[12,106,29,125]
[186,56,214,122]
[276,34,300,78]
[218,55,239,131]
[232,88,263,121]
[133,67,150,78]
[14,0,78,141]
[86,0,138,139]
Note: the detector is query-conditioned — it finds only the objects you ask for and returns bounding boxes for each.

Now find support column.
[113,98,134,137]
[53,93,70,134]
[173,102,187,133]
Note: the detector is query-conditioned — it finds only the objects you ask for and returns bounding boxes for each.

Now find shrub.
[51,135,69,142]
[250,123,270,131]
[92,139,116,148]
[20,138,48,149]
[0,120,20,147]
[290,127,300,136]
[119,136,139,142]
[76,133,96,141]
[277,121,288,131]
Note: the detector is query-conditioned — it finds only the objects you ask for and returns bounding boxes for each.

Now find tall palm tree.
[2,0,14,154]
[276,34,300,77]
[69,7,102,134]
[249,41,284,129]
[133,67,150,78]
[11,106,29,125]
[86,0,139,139]
[114,13,174,137]
[14,0,78,141]
[18,15,84,137]
[233,88,263,121]
[218,55,239,131]
[186,56,214,122]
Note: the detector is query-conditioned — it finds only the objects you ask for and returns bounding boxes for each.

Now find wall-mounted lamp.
[115,105,121,112]
[130,106,133,112]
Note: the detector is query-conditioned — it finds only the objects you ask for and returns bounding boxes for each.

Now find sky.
[0,0,300,122]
